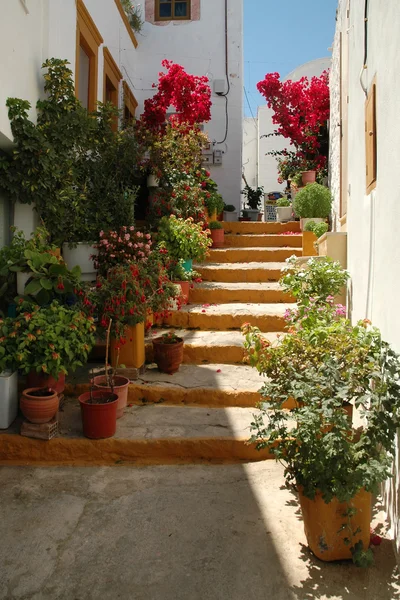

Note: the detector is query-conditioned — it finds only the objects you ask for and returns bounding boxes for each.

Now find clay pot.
[210,229,224,248]
[172,281,190,305]
[20,387,59,424]
[152,337,184,374]
[26,371,66,395]
[298,487,371,561]
[78,391,119,439]
[301,171,316,185]
[92,375,130,419]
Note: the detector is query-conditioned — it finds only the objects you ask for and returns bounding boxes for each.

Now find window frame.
[123,81,138,124]
[103,48,123,131]
[365,77,377,194]
[75,0,103,112]
[155,0,191,21]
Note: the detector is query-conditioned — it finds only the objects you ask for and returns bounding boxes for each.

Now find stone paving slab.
[196,261,288,282]
[222,220,301,233]
[163,302,290,331]
[0,462,397,600]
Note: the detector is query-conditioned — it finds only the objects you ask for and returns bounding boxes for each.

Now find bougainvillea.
[141,60,212,131]
[257,71,330,170]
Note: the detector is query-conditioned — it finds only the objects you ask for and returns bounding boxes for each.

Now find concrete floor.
[0,462,399,600]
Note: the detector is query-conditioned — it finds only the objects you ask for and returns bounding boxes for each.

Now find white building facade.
[0,0,243,243]
[330,0,400,559]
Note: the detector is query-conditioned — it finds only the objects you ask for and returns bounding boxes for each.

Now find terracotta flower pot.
[152,337,184,374]
[301,171,316,185]
[110,322,145,369]
[26,371,66,395]
[210,229,224,248]
[298,487,371,562]
[92,375,130,419]
[172,280,190,305]
[20,387,59,424]
[78,391,119,439]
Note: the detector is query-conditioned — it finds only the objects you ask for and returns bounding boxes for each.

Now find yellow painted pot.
[204,208,218,223]
[110,322,145,369]
[298,487,371,562]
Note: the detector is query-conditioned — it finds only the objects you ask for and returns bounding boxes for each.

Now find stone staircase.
[0,221,301,467]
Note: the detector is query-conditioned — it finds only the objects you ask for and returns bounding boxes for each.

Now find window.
[155,0,191,20]
[75,0,103,112]
[103,48,122,130]
[123,81,138,124]
[365,78,377,194]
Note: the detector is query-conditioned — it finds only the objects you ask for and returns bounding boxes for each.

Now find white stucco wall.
[242,117,257,189]
[0,0,139,238]
[135,0,243,209]
[331,0,400,560]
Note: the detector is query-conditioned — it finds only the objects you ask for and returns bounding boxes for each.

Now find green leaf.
[39,278,53,290]
[23,278,42,295]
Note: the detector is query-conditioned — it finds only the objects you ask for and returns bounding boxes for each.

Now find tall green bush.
[293,183,332,218]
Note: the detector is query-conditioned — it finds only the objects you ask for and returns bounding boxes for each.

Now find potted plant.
[223,204,238,222]
[0,328,18,429]
[241,185,264,221]
[293,183,332,230]
[208,221,224,248]
[0,300,96,398]
[152,331,184,374]
[92,322,129,419]
[167,259,197,306]
[275,197,293,222]
[157,215,212,273]
[241,258,400,567]
[204,191,224,223]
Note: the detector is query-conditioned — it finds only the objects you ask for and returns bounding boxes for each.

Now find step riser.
[145,342,246,365]
[163,311,286,332]
[206,249,301,263]
[222,222,300,234]
[0,434,274,465]
[189,288,292,304]
[197,267,283,283]
[224,235,302,248]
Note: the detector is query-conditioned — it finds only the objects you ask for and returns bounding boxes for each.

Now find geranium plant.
[93,226,153,276]
[157,215,211,262]
[0,301,96,378]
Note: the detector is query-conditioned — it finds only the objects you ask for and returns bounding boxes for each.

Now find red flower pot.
[78,391,119,439]
[152,337,184,374]
[172,280,190,305]
[27,371,65,395]
[92,375,130,419]
[210,229,224,248]
[20,387,59,424]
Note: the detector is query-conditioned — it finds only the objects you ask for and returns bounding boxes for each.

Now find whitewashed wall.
[0,0,139,239]
[242,117,257,190]
[135,0,243,210]
[331,0,400,560]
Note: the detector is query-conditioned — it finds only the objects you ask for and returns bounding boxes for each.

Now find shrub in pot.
[241,185,264,221]
[223,204,238,222]
[208,221,224,248]
[167,259,201,306]
[303,220,329,240]
[293,183,332,230]
[242,258,400,567]
[275,197,292,223]
[204,191,224,222]
[157,215,212,266]
[152,331,184,374]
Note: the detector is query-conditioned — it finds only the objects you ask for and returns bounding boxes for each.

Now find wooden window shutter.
[365,79,377,193]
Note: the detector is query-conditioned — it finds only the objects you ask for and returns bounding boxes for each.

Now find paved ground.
[1,462,399,600]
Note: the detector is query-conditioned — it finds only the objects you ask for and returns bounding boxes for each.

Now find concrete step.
[145,329,280,365]
[196,262,287,283]
[206,247,302,264]
[163,302,289,332]
[189,282,293,305]
[222,221,300,235]
[224,234,302,249]
[0,400,285,465]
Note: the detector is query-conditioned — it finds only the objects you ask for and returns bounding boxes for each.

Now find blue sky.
[244,0,338,116]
